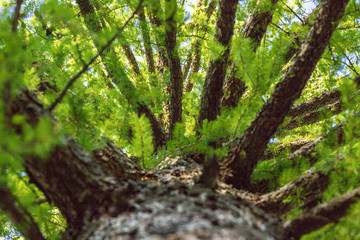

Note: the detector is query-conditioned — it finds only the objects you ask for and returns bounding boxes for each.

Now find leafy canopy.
[1,0,360,239]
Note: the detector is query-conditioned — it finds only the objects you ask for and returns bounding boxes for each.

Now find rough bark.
[255,172,329,215]
[10,91,286,240]
[287,90,341,118]
[148,13,169,73]
[76,0,167,150]
[164,0,184,136]
[222,0,278,109]
[11,91,131,230]
[282,100,342,131]
[284,187,360,240]
[263,139,313,161]
[121,43,141,76]
[221,0,349,189]
[282,4,321,64]
[197,0,238,125]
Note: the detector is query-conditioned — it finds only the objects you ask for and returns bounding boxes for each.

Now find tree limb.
[284,186,360,240]
[13,91,131,228]
[221,0,349,189]
[222,0,278,109]
[11,0,23,33]
[255,171,329,214]
[0,181,46,240]
[164,0,184,136]
[287,90,341,118]
[197,0,238,125]
[138,6,156,74]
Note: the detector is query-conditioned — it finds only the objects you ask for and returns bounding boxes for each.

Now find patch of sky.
[269,138,278,143]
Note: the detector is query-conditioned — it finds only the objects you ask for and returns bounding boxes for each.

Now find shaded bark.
[282,4,321,64]
[263,139,313,161]
[281,100,342,131]
[255,172,329,215]
[11,91,131,230]
[121,43,141,76]
[197,0,238,125]
[221,0,349,189]
[222,0,278,109]
[10,91,285,240]
[287,90,341,118]
[284,187,360,240]
[164,0,184,135]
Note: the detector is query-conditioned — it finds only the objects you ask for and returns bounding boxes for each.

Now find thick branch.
[282,100,342,131]
[288,90,341,118]
[282,4,321,64]
[165,0,183,135]
[11,0,23,33]
[11,91,131,228]
[222,0,278,109]
[284,187,360,240]
[121,43,141,76]
[197,0,238,125]
[221,0,349,188]
[256,171,329,214]
[263,139,312,161]
[0,181,46,240]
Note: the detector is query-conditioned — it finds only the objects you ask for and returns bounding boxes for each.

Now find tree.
[1,0,360,239]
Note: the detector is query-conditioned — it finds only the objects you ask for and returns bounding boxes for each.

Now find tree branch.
[138,6,156,74]
[11,0,24,33]
[287,90,341,118]
[13,91,131,228]
[282,100,342,131]
[197,0,238,125]
[164,0,184,136]
[221,0,349,189]
[0,181,46,240]
[256,171,329,214]
[222,0,279,109]
[284,187,360,239]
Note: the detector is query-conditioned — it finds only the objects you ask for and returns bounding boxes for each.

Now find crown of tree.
[0,0,360,239]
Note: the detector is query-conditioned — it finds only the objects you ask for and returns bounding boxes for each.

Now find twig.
[47,0,143,112]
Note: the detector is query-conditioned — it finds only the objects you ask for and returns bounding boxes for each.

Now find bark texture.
[222,0,278,109]
[165,0,184,135]
[198,0,238,125]
[10,91,285,240]
[284,187,360,240]
[221,0,349,189]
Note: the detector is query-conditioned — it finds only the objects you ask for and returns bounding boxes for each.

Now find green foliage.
[129,113,154,168]
[1,0,360,238]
